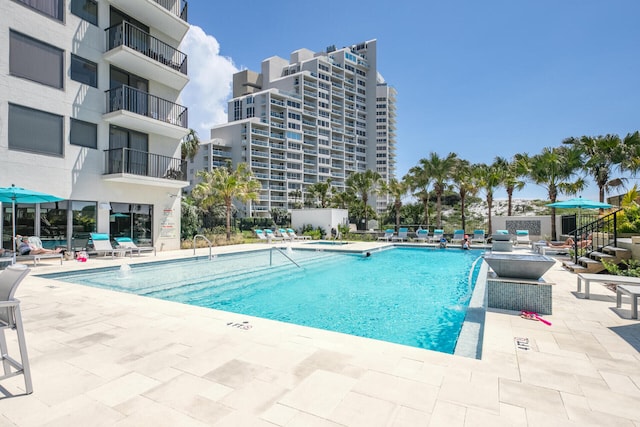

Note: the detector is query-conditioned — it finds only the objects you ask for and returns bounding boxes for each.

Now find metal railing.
[105,22,187,75]
[270,247,301,268]
[569,210,620,263]
[104,148,186,180]
[106,85,188,128]
[153,0,188,21]
[193,234,213,260]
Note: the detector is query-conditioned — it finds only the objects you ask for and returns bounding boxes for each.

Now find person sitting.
[462,238,470,250]
[439,236,448,249]
[18,237,62,256]
[546,237,591,249]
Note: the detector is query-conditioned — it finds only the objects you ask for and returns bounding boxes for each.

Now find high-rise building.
[189,39,397,217]
[1,0,190,251]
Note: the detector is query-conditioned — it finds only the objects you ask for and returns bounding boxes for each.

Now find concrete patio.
[0,242,638,426]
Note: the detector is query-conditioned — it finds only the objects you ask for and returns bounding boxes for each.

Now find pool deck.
[1,241,639,426]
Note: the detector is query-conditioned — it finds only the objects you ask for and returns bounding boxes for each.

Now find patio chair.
[114,237,156,256]
[264,229,283,242]
[415,229,429,243]
[255,229,268,241]
[286,228,311,240]
[277,229,293,241]
[451,229,465,244]
[429,229,444,243]
[392,227,409,242]
[0,265,33,394]
[470,230,486,244]
[89,233,132,258]
[377,229,394,241]
[515,230,531,247]
[15,236,63,266]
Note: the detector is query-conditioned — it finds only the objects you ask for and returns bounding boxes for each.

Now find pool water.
[43,247,483,353]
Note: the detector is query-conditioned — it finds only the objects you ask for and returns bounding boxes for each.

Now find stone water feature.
[483,253,555,280]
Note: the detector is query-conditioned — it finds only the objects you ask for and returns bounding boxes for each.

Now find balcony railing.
[104,148,186,180]
[106,22,187,75]
[106,85,188,128]
[153,0,188,21]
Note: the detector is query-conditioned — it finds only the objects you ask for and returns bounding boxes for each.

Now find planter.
[483,253,555,280]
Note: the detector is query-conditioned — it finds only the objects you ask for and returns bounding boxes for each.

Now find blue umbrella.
[546,197,613,228]
[0,184,64,263]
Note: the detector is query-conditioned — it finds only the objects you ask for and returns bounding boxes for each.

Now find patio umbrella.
[546,197,613,228]
[0,184,64,263]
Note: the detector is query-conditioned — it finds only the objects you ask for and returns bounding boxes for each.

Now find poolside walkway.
[0,242,639,426]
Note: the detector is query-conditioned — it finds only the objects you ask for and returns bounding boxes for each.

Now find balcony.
[104,85,188,139]
[104,22,188,91]
[102,148,187,189]
[107,0,189,40]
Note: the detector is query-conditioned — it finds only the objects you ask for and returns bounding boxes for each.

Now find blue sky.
[182,0,640,201]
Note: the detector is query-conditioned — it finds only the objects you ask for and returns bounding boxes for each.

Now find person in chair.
[18,237,62,256]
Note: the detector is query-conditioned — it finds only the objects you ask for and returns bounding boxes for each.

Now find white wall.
[291,208,349,235]
[491,215,563,240]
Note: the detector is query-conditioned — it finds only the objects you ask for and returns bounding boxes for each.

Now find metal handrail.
[270,247,301,268]
[105,85,188,128]
[193,234,213,260]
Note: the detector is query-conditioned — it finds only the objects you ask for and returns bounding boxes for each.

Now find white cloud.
[180,26,238,140]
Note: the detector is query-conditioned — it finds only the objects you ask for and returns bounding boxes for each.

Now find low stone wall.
[487,277,553,315]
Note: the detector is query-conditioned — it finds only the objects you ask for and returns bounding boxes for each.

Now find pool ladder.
[192,234,213,260]
[270,247,301,268]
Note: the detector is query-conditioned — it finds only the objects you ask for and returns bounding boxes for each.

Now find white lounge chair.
[451,229,465,244]
[378,229,394,241]
[89,233,132,258]
[415,229,429,243]
[429,229,444,243]
[286,228,311,240]
[470,230,486,244]
[278,229,293,241]
[114,237,156,256]
[264,229,283,242]
[255,229,268,241]
[0,265,33,394]
[515,230,531,247]
[15,236,63,266]
[392,228,409,242]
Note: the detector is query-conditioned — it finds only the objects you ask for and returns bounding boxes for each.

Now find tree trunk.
[486,194,493,235]
[507,188,513,216]
[436,191,442,228]
[395,200,401,231]
[225,199,232,241]
[460,195,466,231]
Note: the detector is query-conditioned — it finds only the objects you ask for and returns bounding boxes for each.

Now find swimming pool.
[42,247,484,354]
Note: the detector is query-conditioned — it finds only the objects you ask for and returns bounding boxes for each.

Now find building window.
[9,103,63,156]
[71,54,97,87]
[14,0,63,21]
[71,0,98,25]
[10,30,64,89]
[70,118,97,149]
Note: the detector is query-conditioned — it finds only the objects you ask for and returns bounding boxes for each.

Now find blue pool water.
[43,247,483,353]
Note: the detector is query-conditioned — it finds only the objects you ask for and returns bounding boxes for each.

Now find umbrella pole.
[12,199,16,265]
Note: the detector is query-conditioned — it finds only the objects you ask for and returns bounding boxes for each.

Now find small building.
[291,209,348,236]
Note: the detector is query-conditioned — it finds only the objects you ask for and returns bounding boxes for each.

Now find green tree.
[307,178,333,208]
[181,128,200,161]
[346,170,382,229]
[520,146,585,240]
[331,190,355,209]
[451,159,477,231]
[192,163,261,241]
[406,164,432,227]
[474,163,502,236]
[379,177,409,231]
[494,156,526,216]
[418,152,458,228]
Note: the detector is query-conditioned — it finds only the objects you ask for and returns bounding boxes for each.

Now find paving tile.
[499,378,567,417]
[352,370,439,413]
[278,370,356,418]
[86,372,161,407]
[260,402,299,426]
[328,391,397,427]
[428,400,465,426]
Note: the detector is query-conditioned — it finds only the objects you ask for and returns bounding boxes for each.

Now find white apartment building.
[188,40,397,218]
[0,0,190,252]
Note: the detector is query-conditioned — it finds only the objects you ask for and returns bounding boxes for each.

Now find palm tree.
[406,165,431,227]
[563,132,640,203]
[192,163,261,241]
[307,179,332,208]
[451,159,477,231]
[346,170,381,229]
[474,163,502,236]
[332,190,354,209]
[494,156,526,216]
[379,177,409,231]
[522,146,585,240]
[181,128,200,161]
[419,152,458,228]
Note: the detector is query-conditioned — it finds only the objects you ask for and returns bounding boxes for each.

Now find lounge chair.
[255,229,268,241]
[15,236,63,266]
[429,229,444,243]
[89,233,132,258]
[415,229,429,243]
[451,229,465,244]
[114,237,156,256]
[277,229,293,241]
[264,229,283,242]
[515,230,531,247]
[0,265,33,394]
[470,230,486,245]
[286,228,311,240]
[392,227,409,242]
[378,229,394,241]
